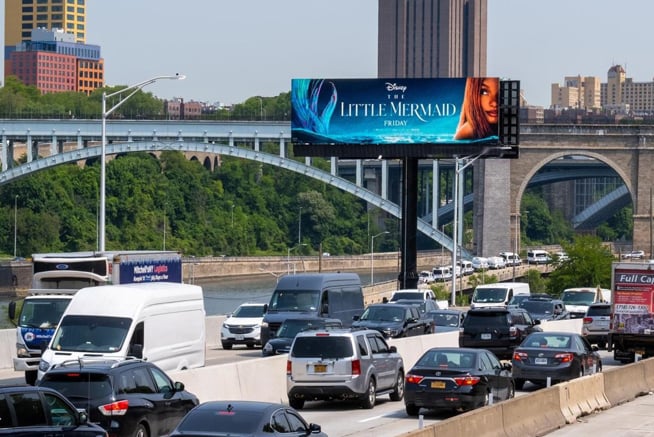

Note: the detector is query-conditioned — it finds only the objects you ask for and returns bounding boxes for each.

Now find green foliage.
[466,272,498,288]
[526,269,549,294]
[547,235,613,295]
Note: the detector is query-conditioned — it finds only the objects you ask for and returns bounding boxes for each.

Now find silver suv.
[286,328,405,410]
[582,303,611,349]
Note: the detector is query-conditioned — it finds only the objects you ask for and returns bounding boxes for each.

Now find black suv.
[262,317,342,356]
[38,358,199,437]
[352,303,432,338]
[0,385,107,436]
[458,307,542,360]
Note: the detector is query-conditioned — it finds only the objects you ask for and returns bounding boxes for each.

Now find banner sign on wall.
[291,77,513,159]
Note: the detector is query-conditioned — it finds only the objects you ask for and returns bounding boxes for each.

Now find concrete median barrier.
[639,357,654,390]
[401,403,505,437]
[502,385,566,437]
[602,361,649,406]
[558,373,609,423]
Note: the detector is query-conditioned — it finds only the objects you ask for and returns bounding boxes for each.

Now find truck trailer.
[8,250,182,385]
[607,260,654,363]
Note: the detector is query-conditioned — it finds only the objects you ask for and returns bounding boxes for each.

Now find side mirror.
[263,304,268,314]
[534,319,541,325]
[129,343,143,358]
[8,301,16,321]
[389,345,398,353]
[174,381,185,391]
[353,315,360,321]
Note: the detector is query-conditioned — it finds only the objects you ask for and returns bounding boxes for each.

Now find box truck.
[10,251,182,385]
[607,261,654,362]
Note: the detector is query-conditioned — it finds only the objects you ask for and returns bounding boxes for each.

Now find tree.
[547,235,613,294]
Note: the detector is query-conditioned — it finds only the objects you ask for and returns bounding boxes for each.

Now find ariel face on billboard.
[291,77,499,145]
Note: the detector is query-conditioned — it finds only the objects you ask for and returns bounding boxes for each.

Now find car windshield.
[524,333,571,349]
[268,290,319,312]
[40,372,113,401]
[232,305,264,318]
[390,292,422,301]
[463,312,509,327]
[360,306,405,322]
[508,295,530,306]
[561,291,595,305]
[177,407,265,434]
[429,312,460,327]
[473,288,508,303]
[51,315,131,353]
[276,320,322,338]
[291,337,353,359]
[19,299,69,329]
[416,350,476,369]
[520,301,553,314]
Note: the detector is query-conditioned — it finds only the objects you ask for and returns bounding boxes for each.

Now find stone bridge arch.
[506,128,654,253]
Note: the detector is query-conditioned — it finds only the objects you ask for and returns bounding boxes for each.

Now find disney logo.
[385,82,407,93]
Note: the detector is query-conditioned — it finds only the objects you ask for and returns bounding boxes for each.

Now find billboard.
[291,78,519,159]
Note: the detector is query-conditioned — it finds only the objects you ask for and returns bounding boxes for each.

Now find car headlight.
[38,360,50,372]
[16,344,29,358]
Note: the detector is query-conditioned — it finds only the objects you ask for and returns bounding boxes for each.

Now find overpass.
[2,119,653,256]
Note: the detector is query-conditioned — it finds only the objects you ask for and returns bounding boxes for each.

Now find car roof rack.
[51,356,143,371]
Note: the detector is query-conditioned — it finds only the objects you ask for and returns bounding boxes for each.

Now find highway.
[0,339,624,437]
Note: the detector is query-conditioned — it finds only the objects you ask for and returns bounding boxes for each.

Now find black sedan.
[511,331,602,389]
[403,347,514,415]
[170,401,327,436]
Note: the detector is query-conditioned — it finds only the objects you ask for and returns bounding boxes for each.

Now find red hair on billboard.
[454,78,499,140]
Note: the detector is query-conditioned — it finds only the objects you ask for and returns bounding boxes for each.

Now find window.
[356,335,369,357]
[271,410,290,432]
[44,393,75,426]
[10,392,46,427]
[286,410,308,432]
[150,367,173,393]
[0,395,12,427]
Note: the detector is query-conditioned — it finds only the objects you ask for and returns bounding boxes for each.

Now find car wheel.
[389,371,405,401]
[361,378,376,409]
[289,398,305,410]
[481,391,490,408]
[405,403,420,416]
[514,378,525,390]
[221,342,233,350]
[133,424,148,437]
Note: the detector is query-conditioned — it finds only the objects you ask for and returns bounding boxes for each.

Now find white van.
[470,282,531,308]
[527,249,551,264]
[38,282,205,380]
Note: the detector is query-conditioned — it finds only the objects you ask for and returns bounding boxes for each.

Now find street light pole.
[231,204,235,227]
[371,231,390,285]
[100,74,185,252]
[287,243,307,275]
[298,207,302,245]
[13,195,18,258]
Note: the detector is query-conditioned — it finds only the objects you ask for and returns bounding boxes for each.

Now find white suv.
[286,328,405,409]
[220,303,266,349]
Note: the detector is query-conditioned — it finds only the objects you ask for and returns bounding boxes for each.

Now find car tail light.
[98,400,129,416]
[405,373,424,384]
[583,317,593,324]
[453,375,481,386]
[286,360,292,375]
[513,351,528,361]
[351,359,361,375]
[554,353,574,363]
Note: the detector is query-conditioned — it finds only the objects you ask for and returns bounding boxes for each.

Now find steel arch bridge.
[0,139,469,257]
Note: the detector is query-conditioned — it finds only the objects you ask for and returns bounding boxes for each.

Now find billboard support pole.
[398,157,419,290]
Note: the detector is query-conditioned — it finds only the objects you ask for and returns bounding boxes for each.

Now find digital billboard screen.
[291,77,518,159]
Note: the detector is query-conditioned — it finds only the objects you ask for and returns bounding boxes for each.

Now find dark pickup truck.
[352,302,433,338]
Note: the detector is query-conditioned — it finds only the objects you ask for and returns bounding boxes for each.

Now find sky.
[2,0,654,107]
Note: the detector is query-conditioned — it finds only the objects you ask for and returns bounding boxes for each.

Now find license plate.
[235,335,244,341]
[535,357,548,365]
[481,333,492,340]
[431,381,446,389]
[313,364,327,373]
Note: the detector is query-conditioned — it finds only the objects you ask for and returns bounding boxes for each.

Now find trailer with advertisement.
[607,261,654,363]
[8,250,182,385]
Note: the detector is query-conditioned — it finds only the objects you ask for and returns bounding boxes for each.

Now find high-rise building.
[5,0,87,48]
[4,0,103,95]
[378,0,487,78]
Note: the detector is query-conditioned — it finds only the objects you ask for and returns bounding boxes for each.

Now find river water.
[199,269,400,315]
